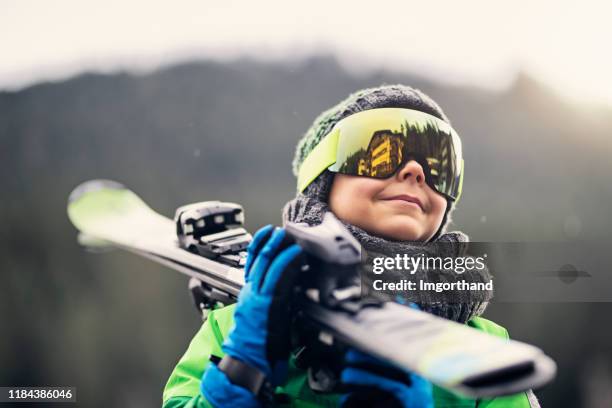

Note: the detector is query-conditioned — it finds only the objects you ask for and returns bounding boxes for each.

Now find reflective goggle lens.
[298,108,463,201]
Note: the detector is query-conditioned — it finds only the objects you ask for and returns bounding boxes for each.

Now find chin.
[377,220,425,242]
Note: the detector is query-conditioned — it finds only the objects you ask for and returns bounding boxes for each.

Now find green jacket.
[163,305,533,408]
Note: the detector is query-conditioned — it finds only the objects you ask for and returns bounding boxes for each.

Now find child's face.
[328,160,447,242]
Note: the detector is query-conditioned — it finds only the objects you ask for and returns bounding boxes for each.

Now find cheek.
[329,177,382,216]
[429,193,448,221]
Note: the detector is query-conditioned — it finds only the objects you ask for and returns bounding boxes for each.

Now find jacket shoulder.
[162,304,237,403]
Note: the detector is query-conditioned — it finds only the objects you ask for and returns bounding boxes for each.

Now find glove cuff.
[201,363,262,408]
[218,355,274,399]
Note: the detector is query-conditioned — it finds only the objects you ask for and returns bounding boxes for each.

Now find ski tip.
[68,179,127,204]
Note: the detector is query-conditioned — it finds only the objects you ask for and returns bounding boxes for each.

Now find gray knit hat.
[291,84,456,241]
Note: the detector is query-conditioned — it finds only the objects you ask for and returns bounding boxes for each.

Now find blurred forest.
[2,56,612,407]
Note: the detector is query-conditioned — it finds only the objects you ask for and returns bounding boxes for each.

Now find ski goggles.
[297,108,464,201]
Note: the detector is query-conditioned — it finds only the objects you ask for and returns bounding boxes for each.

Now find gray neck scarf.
[282,194,492,324]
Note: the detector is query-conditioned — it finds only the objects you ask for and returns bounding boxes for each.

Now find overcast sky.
[1,0,611,105]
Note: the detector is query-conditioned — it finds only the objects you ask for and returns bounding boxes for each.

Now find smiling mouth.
[381,195,424,211]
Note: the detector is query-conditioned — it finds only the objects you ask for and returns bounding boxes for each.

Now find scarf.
[282,194,492,324]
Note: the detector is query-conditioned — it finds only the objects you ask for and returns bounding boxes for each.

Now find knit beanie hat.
[292,84,455,241]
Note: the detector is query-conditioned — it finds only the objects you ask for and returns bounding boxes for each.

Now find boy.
[162,85,540,407]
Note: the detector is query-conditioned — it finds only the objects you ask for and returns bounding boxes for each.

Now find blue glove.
[201,225,303,407]
[340,350,434,408]
[341,301,433,408]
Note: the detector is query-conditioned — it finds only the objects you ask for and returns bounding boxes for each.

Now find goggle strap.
[455,159,464,202]
[297,127,340,192]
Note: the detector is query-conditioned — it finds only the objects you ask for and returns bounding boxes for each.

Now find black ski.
[67,179,556,398]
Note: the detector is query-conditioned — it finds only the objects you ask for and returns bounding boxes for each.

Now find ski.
[67,179,556,398]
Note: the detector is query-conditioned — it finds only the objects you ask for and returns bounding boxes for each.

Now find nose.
[396,160,426,185]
